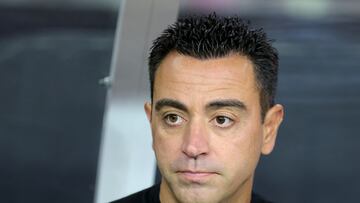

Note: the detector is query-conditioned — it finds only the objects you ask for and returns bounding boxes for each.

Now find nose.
[181,119,210,159]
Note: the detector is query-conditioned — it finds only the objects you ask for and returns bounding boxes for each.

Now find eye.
[164,114,184,126]
[213,116,234,128]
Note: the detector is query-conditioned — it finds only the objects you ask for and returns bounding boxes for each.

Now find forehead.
[153,51,259,106]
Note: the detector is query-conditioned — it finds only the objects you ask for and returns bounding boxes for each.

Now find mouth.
[176,170,218,183]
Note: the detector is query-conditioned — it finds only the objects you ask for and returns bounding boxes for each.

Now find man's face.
[145,52,283,203]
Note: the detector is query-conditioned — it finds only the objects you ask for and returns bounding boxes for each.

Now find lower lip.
[178,172,216,182]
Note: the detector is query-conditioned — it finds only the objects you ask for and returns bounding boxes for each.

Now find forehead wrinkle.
[166,74,247,87]
[167,68,256,91]
[157,79,257,101]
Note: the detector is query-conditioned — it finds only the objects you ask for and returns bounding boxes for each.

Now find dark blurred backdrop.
[0,1,118,202]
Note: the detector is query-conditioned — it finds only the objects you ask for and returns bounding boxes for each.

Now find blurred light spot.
[182,0,238,13]
[286,0,330,19]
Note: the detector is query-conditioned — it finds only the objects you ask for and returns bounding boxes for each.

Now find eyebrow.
[206,99,247,111]
[154,98,247,113]
[154,98,188,112]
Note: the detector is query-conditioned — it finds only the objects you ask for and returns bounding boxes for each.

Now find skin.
[144,51,284,203]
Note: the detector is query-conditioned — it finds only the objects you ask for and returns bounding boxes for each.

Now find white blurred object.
[94,0,179,203]
[285,0,330,19]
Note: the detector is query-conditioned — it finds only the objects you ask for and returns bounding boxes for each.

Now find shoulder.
[110,184,161,203]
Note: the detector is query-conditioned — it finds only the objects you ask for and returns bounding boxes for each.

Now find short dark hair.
[148,13,279,119]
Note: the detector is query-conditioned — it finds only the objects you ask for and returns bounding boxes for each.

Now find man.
[112,13,284,203]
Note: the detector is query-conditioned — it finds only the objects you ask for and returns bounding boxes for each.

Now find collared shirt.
[111,183,273,203]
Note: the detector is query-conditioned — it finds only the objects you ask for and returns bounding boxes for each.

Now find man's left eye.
[213,116,234,128]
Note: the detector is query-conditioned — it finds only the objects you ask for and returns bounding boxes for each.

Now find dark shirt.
[111,183,273,203]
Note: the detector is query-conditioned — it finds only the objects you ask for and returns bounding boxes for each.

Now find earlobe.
[144,102,152,122]
[261,104,284,155]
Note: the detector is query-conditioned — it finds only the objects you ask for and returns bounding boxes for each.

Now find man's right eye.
[163,114,184,126]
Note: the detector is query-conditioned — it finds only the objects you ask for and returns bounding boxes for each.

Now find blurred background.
[0,1,119,203]
[1,0,359,202]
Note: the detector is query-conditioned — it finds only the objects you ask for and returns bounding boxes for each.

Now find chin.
[172,184,223,203]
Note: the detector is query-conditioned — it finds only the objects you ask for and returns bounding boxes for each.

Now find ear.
[261,104,284,155]
[144,101,152,122]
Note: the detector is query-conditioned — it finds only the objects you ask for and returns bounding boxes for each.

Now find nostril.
[182,123,210,158]
[182,143,209,160]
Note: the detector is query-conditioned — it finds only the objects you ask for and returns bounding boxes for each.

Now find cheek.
[152,124,183,165]
[215,122,263,177]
